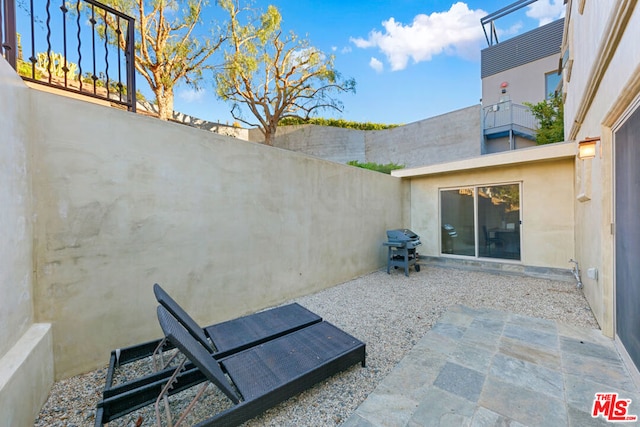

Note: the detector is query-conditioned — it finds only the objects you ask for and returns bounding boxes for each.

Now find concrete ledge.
[420,256,575,282]
[393,141,576,178]
[0,324,54,427]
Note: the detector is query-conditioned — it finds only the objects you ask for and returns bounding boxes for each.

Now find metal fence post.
[1,0,17,69]
[126,15,136,112]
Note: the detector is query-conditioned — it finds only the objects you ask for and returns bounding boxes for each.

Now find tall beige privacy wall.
[0,60,53,425]
[263,125,366,164]
[366,105,481,168]
[0,49,32,379]
[27,87,405,379]
[264,105,481,168]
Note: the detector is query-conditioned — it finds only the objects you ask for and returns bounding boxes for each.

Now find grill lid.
[386,229,420,242]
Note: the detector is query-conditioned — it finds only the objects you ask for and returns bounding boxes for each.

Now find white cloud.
[369,57,384,73]
[350,2,487,71]
[526,0,565,26]
[502,22,524,37]
[178,88,206,103]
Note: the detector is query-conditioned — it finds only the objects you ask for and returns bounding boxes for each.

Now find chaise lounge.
[152,305,366,426]
[96,284,323,424]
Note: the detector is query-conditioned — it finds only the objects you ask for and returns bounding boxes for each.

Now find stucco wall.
[365,106,481,168]
[26,89,405,378]
[565,1,640,336]
[484,135,537,154]
[267,125,366,164]
[0,55,33,359]
[266,105,481,168]
[0,59,54,427]
[404,151,575,270]
[0,323,53,427]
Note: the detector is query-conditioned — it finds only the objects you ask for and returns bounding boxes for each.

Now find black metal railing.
[0,0,17,68]
[1,0,135,111]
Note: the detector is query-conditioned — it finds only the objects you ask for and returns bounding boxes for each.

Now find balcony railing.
[482,100,538,136]
[1,0,136,111]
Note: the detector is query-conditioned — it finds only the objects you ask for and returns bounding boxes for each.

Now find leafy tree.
[101,0,224,120]
[525,93,564,145]
[215,1,356,145]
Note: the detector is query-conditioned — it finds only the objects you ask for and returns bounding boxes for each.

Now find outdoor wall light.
[578,136,600,159]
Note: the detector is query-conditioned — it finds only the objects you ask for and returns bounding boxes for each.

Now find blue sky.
[172,0,565,126]
[10,0,542,126]
[14,0,564,125]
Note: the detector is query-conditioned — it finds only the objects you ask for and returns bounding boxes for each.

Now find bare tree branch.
[215,1,355,145]
[101,0,225,120]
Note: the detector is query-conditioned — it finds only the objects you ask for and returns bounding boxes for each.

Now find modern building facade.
[269,10,567,165]
[480,16,564,154]
[562,0,640,384]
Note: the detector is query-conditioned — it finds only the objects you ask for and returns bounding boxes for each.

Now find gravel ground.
[34,266,598,427]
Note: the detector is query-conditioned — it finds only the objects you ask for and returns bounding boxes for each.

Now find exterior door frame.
[438,181,522,261]
[612,94,640,388]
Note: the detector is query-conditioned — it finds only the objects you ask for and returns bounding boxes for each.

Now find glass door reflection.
[477,184,520,260]
[440,188,475,256]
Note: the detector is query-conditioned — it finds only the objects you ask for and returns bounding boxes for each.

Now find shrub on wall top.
[278,117,400,130]
[347,161,404,174]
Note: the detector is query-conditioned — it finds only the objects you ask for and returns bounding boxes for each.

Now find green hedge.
[347,161,404,174]
[278,117,400,130]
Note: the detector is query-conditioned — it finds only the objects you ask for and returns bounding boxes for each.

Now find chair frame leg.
[154,355,212,427]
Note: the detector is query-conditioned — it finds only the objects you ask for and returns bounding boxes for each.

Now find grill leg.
[404,251,409,277]
[387,246,392,274]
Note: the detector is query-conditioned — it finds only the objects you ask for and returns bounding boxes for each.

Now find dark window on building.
[546,71,562,99]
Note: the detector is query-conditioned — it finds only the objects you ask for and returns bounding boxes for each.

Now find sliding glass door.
[478,184,520,259]
[440,188,475,256]
[440,183,521,260]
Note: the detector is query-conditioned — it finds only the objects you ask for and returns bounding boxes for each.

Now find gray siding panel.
[481,18,564,78]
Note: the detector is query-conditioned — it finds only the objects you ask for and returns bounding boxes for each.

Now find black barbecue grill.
[383,229,422,276]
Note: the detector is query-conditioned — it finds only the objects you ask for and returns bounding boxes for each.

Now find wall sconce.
[578,137,600,159]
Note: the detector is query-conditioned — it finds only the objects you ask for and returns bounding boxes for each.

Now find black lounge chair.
[151,305,365,426]
[152,283,322,359]
[96,284,321,423]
